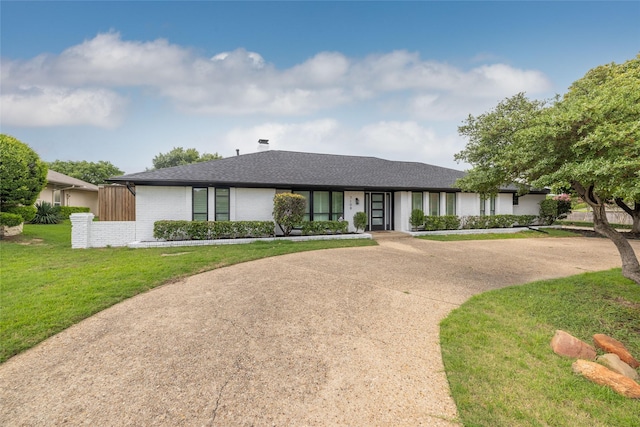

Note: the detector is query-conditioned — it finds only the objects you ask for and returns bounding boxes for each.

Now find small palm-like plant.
[32,202,61,224]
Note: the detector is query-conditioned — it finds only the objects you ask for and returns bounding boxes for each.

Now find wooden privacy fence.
[99,185,135,221]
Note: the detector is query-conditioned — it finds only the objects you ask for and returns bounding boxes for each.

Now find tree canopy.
[455,55,640,284]
[0,134,48,209]
[47,160,124,185]
[151,147,222,169]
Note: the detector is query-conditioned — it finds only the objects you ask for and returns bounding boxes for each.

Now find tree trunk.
[574,184,640,285]
[615,199,640,234]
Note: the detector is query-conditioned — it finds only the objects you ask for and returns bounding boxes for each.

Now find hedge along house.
[108,149,546,242]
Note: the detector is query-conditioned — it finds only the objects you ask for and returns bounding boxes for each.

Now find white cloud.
[1,32,553,127]
[219,119,467,170]
[0,86,126,128]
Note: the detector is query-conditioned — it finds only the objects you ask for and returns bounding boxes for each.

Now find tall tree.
[455,56,640,285]
[0,134,48,209]
[47,160,124,185]
[151,147,222,169]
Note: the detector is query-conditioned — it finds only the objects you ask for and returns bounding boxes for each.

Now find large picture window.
[429,192,440,216]
[293,190,343,221]
[215,188,230,221]
[446,193,456,216]
[412,192,423,211]
[193,188,208,221]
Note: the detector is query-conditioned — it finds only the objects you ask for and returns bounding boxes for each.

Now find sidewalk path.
[2,236,637,426]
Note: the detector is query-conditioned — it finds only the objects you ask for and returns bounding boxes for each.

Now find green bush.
[273,193,306,236]
[31,202,61,224]
[539,199,571,225]
[3,205,36,222]
[153,220,275,241]
[353,211,367,233]
[410,209,425,229]
[424,215,460,231]
[58,206,90,219]
[461,214,537,229]
[0,212,23,227]
[300,220,349,235]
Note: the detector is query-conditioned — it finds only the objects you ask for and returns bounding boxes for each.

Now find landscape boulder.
[550,330,596,359]
[597,353,639,381]
[572,359,640,399]
[593,334,639,368]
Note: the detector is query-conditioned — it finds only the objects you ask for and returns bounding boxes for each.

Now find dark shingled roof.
[109,150,470,191]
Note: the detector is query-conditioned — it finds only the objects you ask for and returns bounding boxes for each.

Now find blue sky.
[1,1,638,174]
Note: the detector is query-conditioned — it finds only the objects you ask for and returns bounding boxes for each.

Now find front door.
[370,193,386,230]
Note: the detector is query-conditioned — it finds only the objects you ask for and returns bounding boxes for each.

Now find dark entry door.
[370,193,386,230]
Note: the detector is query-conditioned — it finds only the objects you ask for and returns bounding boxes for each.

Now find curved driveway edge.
[2,236,637,426]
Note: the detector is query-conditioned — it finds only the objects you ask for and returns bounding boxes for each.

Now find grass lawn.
[441,269,640,427]
[417,228,578,241]
[0,222,376,363]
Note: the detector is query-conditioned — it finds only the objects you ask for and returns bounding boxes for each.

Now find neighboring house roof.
[47,170,99,192]
[109,150,541,193]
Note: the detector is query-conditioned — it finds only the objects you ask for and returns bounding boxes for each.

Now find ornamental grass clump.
[31,202,61,225]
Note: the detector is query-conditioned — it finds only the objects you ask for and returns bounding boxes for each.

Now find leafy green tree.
[273,193,306,236]
[151,147,222,169]
[0,134,48,211]
[455,56,640,284]
[47,160,124,185]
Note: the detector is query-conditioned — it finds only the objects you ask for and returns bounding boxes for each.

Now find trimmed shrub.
[3,205,36,222]
[58,206,90,219]
[424,215,460,231]
[0,212,23,227]
[300,220,349,235]
[31,202,61,224]
[273,193,306,236]
[153,220,275,241]
[410,209,425,230]
[353,211,367,233]
[461,215,537,229]
[539,198,571,225]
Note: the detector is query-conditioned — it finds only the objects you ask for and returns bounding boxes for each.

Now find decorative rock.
[593,334,640,368]
[597,353,639,381]
[572,359,640,399]
[550,330,596,359]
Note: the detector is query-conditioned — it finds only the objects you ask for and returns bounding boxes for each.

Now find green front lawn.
[417,228,578,241]
[0,222,376,363]
[441,270,640,426]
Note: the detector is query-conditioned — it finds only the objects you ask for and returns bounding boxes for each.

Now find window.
[412,192,423,212]
[331,191,344,220]
[512,194,519,206]
[490,196,496,216]
[446,193,456,215]
[429,192,440,216]
[313,191,330,221]
[53,190,61,207]
[215,188,230,221]
[293,190,343,221]
[193,188,208,221]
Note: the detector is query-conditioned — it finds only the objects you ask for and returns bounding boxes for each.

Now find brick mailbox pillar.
[70,213,95,249]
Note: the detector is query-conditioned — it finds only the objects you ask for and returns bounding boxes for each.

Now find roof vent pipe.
[258,139,269,152]
[236,149,240,156]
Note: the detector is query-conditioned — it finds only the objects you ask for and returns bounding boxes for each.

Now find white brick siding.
[136,186,190,242]
[234,188,276,221]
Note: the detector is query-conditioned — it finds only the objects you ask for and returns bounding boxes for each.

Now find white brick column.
[70,213,94,249]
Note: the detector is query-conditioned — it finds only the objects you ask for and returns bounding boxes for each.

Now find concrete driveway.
[1,234,637,426]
